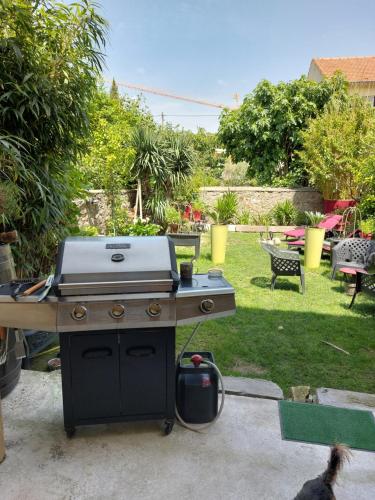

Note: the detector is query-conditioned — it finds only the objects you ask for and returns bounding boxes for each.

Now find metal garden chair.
[261,242,305,294]
[331,239,375,279]
[349,272,375,308]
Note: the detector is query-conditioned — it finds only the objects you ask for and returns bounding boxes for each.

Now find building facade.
[308,56,375,106]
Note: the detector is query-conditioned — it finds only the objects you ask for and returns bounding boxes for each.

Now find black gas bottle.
[176,352,218,424]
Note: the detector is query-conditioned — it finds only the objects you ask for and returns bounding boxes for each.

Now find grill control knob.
[110,304,125,319]
[200,299,215,314]
[148,303,162,317]
[71,305,87,321]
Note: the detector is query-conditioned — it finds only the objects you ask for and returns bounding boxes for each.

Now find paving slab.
[0,370,374,500]
[223,375,283,400]
[317,387,375,413]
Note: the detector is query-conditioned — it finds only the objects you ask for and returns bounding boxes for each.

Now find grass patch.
[176,233,375,394]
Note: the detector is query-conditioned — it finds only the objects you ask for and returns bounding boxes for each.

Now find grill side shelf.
[0,301,58,331]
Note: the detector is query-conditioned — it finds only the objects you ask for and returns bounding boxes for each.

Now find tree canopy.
[218,74,348,186]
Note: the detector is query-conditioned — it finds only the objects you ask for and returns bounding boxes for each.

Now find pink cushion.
[317,214,343,230]
[284,228,305,238]
[339,267,358,275]
[284,215,343,238]
[287,240,305,246]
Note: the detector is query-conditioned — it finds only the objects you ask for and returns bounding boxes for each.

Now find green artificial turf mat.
[279,400,375,452]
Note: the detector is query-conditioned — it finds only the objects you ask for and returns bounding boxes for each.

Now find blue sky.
[100,0,375,132]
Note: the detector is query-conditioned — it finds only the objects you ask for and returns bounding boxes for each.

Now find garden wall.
[76,187,323,232]
[199,186,323,214]
[76,190,132,233]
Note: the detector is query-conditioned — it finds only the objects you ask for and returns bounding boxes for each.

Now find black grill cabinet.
[60,328,175,437]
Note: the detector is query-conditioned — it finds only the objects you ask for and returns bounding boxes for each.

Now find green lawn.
[176,232,375,395]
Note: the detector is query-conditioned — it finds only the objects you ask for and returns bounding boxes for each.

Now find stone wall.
[76,187,323,232]
[199,186,323,214]
[76,190,131,234]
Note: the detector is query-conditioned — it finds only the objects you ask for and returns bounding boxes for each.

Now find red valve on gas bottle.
[191,354,203,367]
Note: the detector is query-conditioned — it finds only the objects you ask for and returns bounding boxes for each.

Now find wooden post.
[138,179,143,220]
[134,187,139,223]
[0,395,5,463]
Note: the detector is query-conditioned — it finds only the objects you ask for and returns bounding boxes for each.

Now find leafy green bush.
[236,210,252,225]
[271,200,299,225]
[71,226,99,236]
[221,157,249,186]
[252,212,273,226]
[359,195,375,219]
[210,192,238,224]
[107,217,160,236]
[360,218,375,235]
[164,204,181,224]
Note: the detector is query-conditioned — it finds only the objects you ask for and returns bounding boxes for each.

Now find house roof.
[312,56,375,83]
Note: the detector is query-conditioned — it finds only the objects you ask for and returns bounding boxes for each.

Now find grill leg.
[271,273,277,291]
[164,418,174,435]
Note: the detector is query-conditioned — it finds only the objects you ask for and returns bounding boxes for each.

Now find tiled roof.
[312,56,375,82]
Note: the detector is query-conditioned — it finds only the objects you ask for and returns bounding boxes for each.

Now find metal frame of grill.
[0,236,236,436]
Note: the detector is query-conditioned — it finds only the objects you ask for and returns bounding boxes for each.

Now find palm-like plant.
[131,126,195,223]
[131,127,167,182]
[210,192,238,224]
[164,131,195,192]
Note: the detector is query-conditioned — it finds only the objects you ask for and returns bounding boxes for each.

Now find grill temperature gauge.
[71,305,87,321]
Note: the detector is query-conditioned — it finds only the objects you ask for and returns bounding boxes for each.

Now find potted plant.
[299,100,372,214]
[191,199,205,222]
[304,211,326,269]
[164,204,181,233]
[210,192,238,264]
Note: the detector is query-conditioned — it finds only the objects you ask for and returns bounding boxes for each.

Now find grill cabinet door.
[70,332,120,420]
[119,330,170,416]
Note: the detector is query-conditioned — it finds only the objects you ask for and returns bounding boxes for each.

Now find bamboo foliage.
[0,0,107,276]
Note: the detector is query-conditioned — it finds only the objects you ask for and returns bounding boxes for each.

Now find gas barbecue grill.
[0,236,235,436]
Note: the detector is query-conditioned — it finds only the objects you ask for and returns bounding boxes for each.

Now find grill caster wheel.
[164,419,174,435]
[65,427,76,439]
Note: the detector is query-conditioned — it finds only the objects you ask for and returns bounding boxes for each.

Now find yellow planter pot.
[211,225,228,264]
[305,227,325,269]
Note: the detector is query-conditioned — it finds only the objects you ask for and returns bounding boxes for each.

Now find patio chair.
[349,272,375,308]
[284,214,342,240]
[261,242,305,294]
[331,239,375,279]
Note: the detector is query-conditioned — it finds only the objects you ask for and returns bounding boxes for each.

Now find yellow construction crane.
[106,78,237,110]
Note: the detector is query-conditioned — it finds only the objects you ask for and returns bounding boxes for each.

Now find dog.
[294,444,350,499]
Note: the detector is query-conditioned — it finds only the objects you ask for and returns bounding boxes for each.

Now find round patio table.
[339,266,368,281]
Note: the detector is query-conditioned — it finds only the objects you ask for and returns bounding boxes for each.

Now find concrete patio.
[1,370,374,500]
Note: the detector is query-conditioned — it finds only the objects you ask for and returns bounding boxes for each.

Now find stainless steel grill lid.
[53,236,179,296]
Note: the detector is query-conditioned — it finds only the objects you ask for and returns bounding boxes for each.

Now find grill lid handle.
[111,253,125,262]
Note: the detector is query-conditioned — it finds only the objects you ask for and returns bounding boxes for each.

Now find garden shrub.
[271,200,299,225]
[0,0,107,276]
